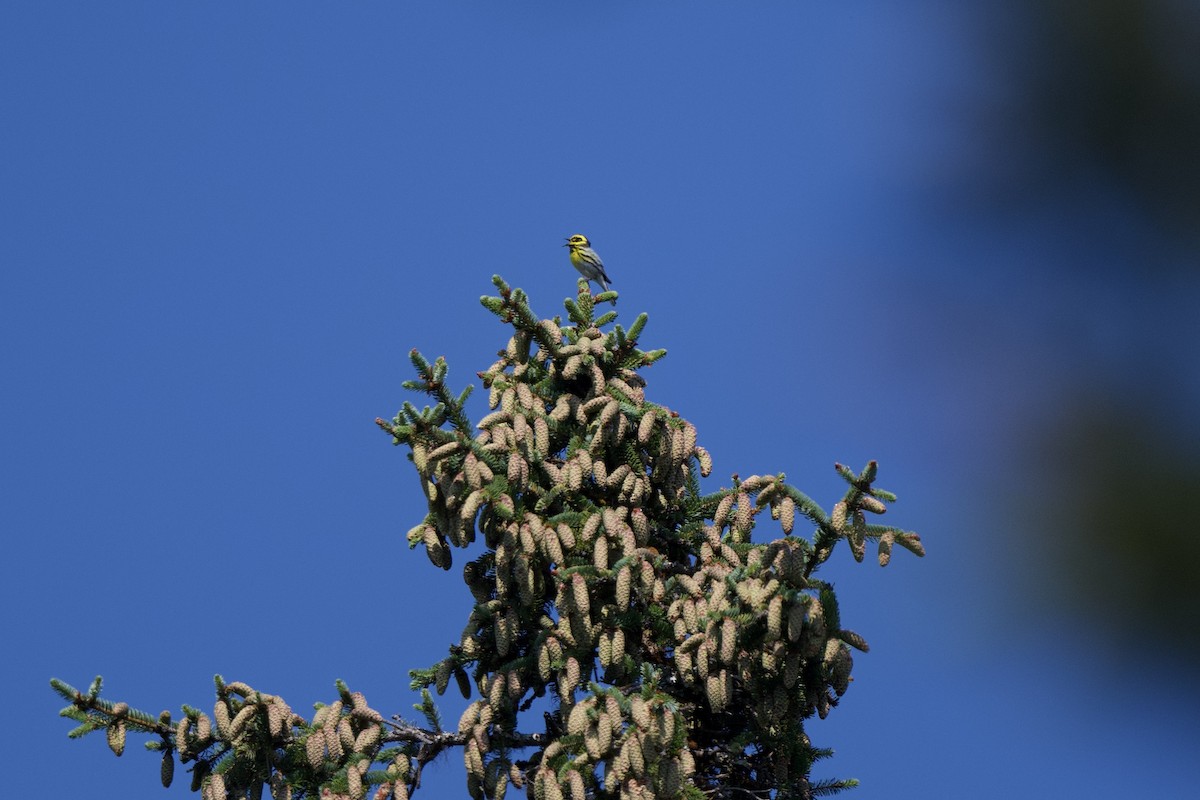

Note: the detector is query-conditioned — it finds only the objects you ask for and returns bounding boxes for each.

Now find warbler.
[563,234,613,292]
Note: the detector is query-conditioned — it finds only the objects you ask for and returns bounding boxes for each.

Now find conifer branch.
[53,274,923,799]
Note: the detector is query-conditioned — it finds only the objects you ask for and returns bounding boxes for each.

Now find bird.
[563,234,613,292]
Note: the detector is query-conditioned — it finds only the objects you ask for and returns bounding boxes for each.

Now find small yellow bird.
[563,234,613,292]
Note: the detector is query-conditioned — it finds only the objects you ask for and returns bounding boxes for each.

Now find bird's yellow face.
[564,234,591,251]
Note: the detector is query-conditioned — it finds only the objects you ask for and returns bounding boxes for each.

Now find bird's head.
[564,234,590,249]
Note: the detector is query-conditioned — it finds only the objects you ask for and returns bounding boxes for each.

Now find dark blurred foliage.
[970,1,1200,665]
[1021,398,1200,660]
[1032,0,1200,259]
[984,0,1200,266]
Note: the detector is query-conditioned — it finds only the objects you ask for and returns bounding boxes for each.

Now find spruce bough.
[52,276,923,800]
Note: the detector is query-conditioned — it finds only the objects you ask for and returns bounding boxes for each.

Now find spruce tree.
[53,276,923,800]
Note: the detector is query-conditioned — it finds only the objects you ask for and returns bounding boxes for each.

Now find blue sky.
[5,3,1198,799]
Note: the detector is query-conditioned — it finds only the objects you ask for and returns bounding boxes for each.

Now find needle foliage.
[52,276,923,800]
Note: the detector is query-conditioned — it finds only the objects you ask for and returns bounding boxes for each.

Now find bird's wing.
[585,251,613,284]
